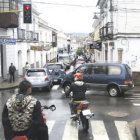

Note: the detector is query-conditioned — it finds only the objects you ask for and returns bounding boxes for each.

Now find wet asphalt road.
[0,86,140,140]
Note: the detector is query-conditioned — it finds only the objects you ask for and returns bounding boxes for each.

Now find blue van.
[62,63,134,97]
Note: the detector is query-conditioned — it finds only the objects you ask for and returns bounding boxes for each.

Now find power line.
[21,1,97,8]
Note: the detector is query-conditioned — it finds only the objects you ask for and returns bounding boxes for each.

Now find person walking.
[2,80,48,140]
[24,62,30,72]
[9,63,16,83]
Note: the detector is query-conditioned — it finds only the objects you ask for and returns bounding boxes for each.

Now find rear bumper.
[119,84,134,91]
[31,82,50,88]
[53,78,63,84]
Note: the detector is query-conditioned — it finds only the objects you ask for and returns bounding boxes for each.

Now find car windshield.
[27,70,46,77]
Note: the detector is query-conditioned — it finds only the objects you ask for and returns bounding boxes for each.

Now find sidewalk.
[0,76,23,90]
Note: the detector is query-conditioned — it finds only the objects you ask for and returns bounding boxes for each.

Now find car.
[24,68,53,91]
[62,63,134,97]
[58,53,71,69]
[45,63,66,84]
[74,59,86,69]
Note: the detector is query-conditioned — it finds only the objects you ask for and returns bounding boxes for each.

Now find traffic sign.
[0,38,16,45]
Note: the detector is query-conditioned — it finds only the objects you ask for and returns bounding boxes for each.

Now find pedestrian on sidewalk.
[24,62,30,72]
[9,63,16,83]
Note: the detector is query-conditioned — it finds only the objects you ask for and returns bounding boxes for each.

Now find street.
[0,85,140,140]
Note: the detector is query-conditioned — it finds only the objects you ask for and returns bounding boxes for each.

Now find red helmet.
[74,73,83,81]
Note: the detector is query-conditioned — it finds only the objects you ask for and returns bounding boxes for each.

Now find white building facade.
[93,0,140,73]
[0,1,58,81]
[57,31,69,54]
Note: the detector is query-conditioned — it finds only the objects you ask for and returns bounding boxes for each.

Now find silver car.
[24,68,53,91]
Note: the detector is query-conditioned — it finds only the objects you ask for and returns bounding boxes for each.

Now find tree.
[76,49,83,56]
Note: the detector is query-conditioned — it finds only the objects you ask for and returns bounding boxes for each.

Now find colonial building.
[0,0,58,81]
[93,0,140,72]
[39,18,57,64]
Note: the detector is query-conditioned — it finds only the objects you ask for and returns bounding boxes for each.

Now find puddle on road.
[108,112,129,117]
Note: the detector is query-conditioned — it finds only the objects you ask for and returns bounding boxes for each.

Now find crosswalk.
[46,120,134,140]
[125,93,140,107]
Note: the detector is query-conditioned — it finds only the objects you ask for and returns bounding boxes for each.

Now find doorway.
[18,50,23,75]
[118,49,123,63]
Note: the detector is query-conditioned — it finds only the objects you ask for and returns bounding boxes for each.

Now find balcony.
[0,13,18,28]
[26,31,39,42]
[33,33,39,42]
[17,29,25,41]
[99,26,107,40]
[106,22,113,39]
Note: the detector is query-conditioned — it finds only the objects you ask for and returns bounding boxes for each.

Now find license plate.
[82,109,92,116]
[54,79,58,82]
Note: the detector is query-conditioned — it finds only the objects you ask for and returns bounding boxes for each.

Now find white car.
[24,68,53,91]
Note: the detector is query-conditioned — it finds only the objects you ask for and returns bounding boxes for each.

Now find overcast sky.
[32,0,99,33]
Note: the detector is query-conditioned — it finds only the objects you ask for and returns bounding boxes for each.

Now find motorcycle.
[12,105,56,140]
[71,100,94,131]
[41,105,56,123]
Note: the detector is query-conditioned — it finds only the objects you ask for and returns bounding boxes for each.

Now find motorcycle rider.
[2,80,48,140]
[69,73,87,117]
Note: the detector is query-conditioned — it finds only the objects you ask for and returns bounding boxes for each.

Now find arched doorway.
[18,50,23,76]
[46,53,48,63]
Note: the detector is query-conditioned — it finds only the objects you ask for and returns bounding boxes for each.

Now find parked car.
[24,68,53,91]
[62,63,134,97]
[45,63,66,84]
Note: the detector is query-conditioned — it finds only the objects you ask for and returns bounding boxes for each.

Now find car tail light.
[64,69,66,73]
[12,137,26,140]
[45,77,48,81]
[78,104,89,109]
[44,118,46,123]
[124,80,132,85]
[24,78,27,81]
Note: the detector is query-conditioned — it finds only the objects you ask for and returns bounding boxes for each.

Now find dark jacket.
[71,81,87,101]
[2,94,48,140]
[9,66,16,74]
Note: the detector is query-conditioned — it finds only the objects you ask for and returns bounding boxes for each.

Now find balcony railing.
[33,33,39,42]
[106,22,113,38]
[99,26,106,40]
[0,13,18,28]
[17,29,25,41]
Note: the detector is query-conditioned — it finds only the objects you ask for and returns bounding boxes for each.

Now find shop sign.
[0,38,16,45]
[30,46,43,51]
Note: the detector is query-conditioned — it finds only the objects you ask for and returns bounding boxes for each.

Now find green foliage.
[76,49,83,56]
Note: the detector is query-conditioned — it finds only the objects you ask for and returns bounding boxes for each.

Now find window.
[125,64,132,77]
[0,0,18,12]
[91,66,106,74]
[27,70,46,77]
[76,66,90,74]
[108,66,121,75]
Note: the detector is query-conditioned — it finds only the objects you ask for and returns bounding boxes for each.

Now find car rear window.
[59,56,69,60]
[125,64,132,77]
[47,64,63,69]
[108,66,121,75]
[27,70,46,77]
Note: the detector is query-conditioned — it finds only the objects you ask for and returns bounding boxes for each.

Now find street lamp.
[93,12,100,19]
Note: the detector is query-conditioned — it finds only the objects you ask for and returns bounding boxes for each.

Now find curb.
[0,85,18,90]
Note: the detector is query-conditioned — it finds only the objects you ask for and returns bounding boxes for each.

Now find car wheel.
[64,83,71,96]
[108,86,120,97]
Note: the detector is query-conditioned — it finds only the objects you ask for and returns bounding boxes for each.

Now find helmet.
[74,73,83,81]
